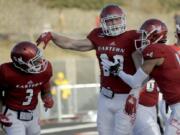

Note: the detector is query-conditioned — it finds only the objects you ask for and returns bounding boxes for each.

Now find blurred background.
[0,0,179,134]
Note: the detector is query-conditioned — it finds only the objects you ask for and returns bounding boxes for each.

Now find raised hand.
[101,59,114,70]
[36,32,53,49]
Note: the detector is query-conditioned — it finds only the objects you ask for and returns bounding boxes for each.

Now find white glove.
[101,59,114,69]
[101,59,122,76]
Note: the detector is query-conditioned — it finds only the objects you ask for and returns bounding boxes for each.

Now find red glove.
[0,113,12,127]
[124,94,137,116]
[36,32,52,49]
[42,94,54,109]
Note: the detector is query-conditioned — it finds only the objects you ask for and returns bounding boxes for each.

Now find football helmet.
[135,18,168,52]
[100,4,126,36]
[11,41,48,74]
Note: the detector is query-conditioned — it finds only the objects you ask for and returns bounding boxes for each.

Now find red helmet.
[11,41,48,74]
[100,4,126,36]
[135,18,168,52]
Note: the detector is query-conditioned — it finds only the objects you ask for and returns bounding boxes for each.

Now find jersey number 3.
[23,89,33,106]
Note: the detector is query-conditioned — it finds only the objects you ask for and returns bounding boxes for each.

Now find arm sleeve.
[0,65,5,109]
[41,81,51,92]
[87,28,100,49]
[118,68,149,89]
[0,65,6,92]
[41,62,52,95]
[41,81,52,100]
[143,45,164,60]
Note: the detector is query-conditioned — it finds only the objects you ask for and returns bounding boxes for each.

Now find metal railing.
[39,83,100,122]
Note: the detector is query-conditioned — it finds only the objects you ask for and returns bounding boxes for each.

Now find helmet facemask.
[135,30,150,52]
[13,49,48,74]
[101,14,126,36]
[135,28,167,52]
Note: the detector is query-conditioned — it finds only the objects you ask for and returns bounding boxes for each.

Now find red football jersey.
[87,28,139,93]
[142,44,180,105]
[0,62,52,110]
[170,44,180,54]
[139,80,159,107]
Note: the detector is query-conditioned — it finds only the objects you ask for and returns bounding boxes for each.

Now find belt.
[100,87,129,99]
[4,106,33,121]
[100,87,115,99]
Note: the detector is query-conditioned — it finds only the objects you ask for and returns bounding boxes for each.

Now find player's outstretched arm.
[132,51,143,70]
[118,58,163,89]
[119,58,163,116]
[36,32,94,51]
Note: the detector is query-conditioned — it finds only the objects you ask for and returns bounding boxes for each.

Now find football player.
[131,42,161,135]
[0,41,54,135]
[36,4,140,135]
[133,80,161,135]
[110,18,180,135]
[158,14,180,132]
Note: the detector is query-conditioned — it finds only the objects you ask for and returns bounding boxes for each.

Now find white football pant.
[3,107,40,135]
[164,103,180,135]
[133,104,161,135]
[97,93,133,135]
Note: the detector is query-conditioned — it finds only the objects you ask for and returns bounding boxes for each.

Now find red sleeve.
[87,28,101,48]
[0,65,7,103]
[0,65,3,87]
[0,65,3,100]
[0,65,6,89]
[44,61,53,82]
[170,45,180,52]
[87,29,96,42]
[142,44,164,60]
[41,61,52,93]
[47,61,53,78]
[41,81,51,93]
